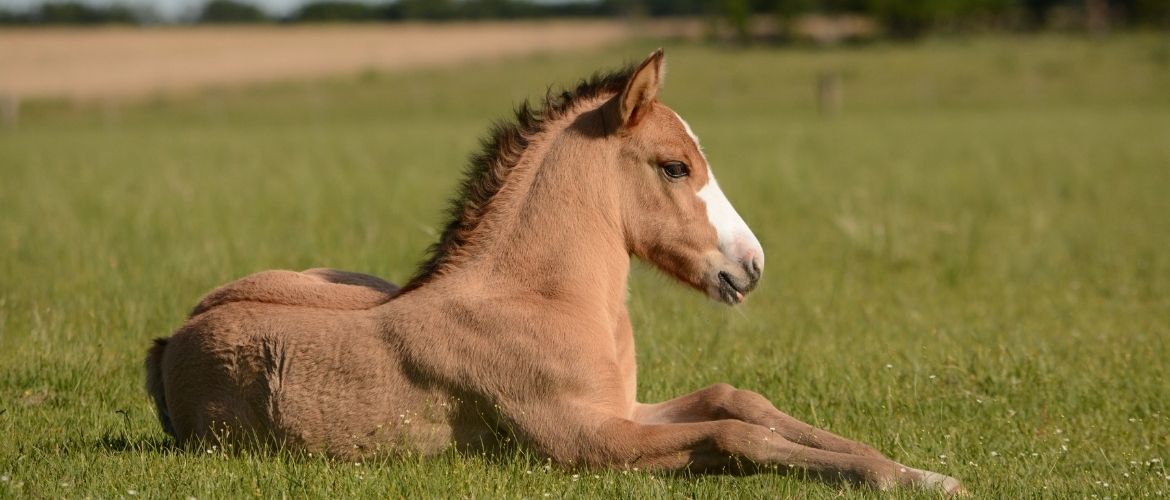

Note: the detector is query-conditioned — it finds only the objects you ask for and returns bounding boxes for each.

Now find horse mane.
[402,63,636,291]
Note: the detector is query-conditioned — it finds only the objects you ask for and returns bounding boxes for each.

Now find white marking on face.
[673,112,764,268]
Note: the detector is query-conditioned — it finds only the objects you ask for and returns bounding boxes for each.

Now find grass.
[2,33,1169,498]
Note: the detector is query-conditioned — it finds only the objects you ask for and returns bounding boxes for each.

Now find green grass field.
[2,33,1169,498]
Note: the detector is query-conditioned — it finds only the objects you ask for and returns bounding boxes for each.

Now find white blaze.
[674,112,764,267]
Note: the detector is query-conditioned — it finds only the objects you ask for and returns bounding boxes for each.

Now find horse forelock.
[402,63,638,292]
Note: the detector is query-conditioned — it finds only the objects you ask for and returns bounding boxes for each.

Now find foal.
[146,50,963,495]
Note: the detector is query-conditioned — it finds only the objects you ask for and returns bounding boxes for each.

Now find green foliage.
[2,35,1169,498]
[3,0,1170,30]
[1123,0,1170,27]
[396,0,458,20]
[198,0,266,23]
[865,0,940,37]
[293,2,400,22]
[0,1,141,24]
[721,0,754,40]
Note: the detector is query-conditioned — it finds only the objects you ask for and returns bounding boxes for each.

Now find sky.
[0,0,582,20]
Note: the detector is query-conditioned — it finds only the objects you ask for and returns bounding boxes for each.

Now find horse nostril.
[743,259,762,288]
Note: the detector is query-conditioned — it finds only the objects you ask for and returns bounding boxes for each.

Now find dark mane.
[401,63,636,291]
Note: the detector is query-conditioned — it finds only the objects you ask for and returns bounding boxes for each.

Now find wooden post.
[1,94,18,129]
[817,71,842,116]
[1086,0,1109,35]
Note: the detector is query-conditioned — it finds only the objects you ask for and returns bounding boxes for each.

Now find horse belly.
[164,304,455,458]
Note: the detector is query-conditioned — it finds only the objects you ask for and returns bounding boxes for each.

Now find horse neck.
[427,101,631,323]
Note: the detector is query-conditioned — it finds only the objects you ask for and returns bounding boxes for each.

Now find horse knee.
[698,383,739,414]
[702,383,775,421]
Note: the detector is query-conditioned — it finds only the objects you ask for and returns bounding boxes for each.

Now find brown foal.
[146,50,963,495]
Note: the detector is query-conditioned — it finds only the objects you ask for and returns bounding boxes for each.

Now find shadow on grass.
[96,432,174,453]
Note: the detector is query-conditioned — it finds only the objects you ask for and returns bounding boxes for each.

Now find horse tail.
[145,337,176,438]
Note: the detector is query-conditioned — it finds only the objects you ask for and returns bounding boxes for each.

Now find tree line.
[1,0,1166,36]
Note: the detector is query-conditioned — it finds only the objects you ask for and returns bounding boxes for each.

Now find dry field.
[0,20,698,101]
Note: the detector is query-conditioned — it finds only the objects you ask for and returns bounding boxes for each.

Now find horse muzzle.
[708,253,763,305]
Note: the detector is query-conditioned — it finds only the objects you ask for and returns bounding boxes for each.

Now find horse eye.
[661,161,689,179]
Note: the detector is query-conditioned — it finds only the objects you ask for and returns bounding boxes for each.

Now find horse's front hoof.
[925,471,966,497]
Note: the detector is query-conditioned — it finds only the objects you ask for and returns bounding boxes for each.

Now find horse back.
[190,268,399,317]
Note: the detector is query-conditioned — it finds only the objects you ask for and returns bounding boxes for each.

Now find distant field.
[1,34,1169,498]
[0,21,698,101]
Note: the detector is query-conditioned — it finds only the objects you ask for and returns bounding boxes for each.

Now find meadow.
[1,33,1168,498]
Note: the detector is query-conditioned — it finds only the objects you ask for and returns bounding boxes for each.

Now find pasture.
[1,33,1168,497]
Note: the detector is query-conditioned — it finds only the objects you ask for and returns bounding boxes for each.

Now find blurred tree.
[459,0,535,19]
[294,1,393,22]
[0,9,29,24]
[398,0,457,20]
[1,0,1163,31]
[34,2,138,24]
[199,0,265,23]
[1123,0,1170,26]
[644,0,709,16]
[719,0,753,41]
[865,0,941,38]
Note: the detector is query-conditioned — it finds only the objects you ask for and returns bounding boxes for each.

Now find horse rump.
[145,337,176,438]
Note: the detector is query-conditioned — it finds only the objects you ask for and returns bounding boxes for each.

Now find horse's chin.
[705,268,752,305]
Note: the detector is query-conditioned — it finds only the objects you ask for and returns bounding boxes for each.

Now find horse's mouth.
[717,271,746,305]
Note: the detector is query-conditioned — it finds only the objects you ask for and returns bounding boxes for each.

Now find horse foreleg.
[523,411,942,492]
[632,384,963,493]
[634,383,885,457]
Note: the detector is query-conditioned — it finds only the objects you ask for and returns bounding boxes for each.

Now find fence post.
[817,71,842,116]
[1,94,19,129]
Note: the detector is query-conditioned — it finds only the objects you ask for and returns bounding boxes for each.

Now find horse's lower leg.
[534,415,944,492]
[631,384,963,494]
[635,383,884,458]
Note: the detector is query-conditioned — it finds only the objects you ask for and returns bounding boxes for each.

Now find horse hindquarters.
[154,316,274,450]
[144,338,175,437]
[154,304,456,457]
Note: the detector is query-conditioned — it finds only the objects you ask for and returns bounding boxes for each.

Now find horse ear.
[617,48,665,129]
